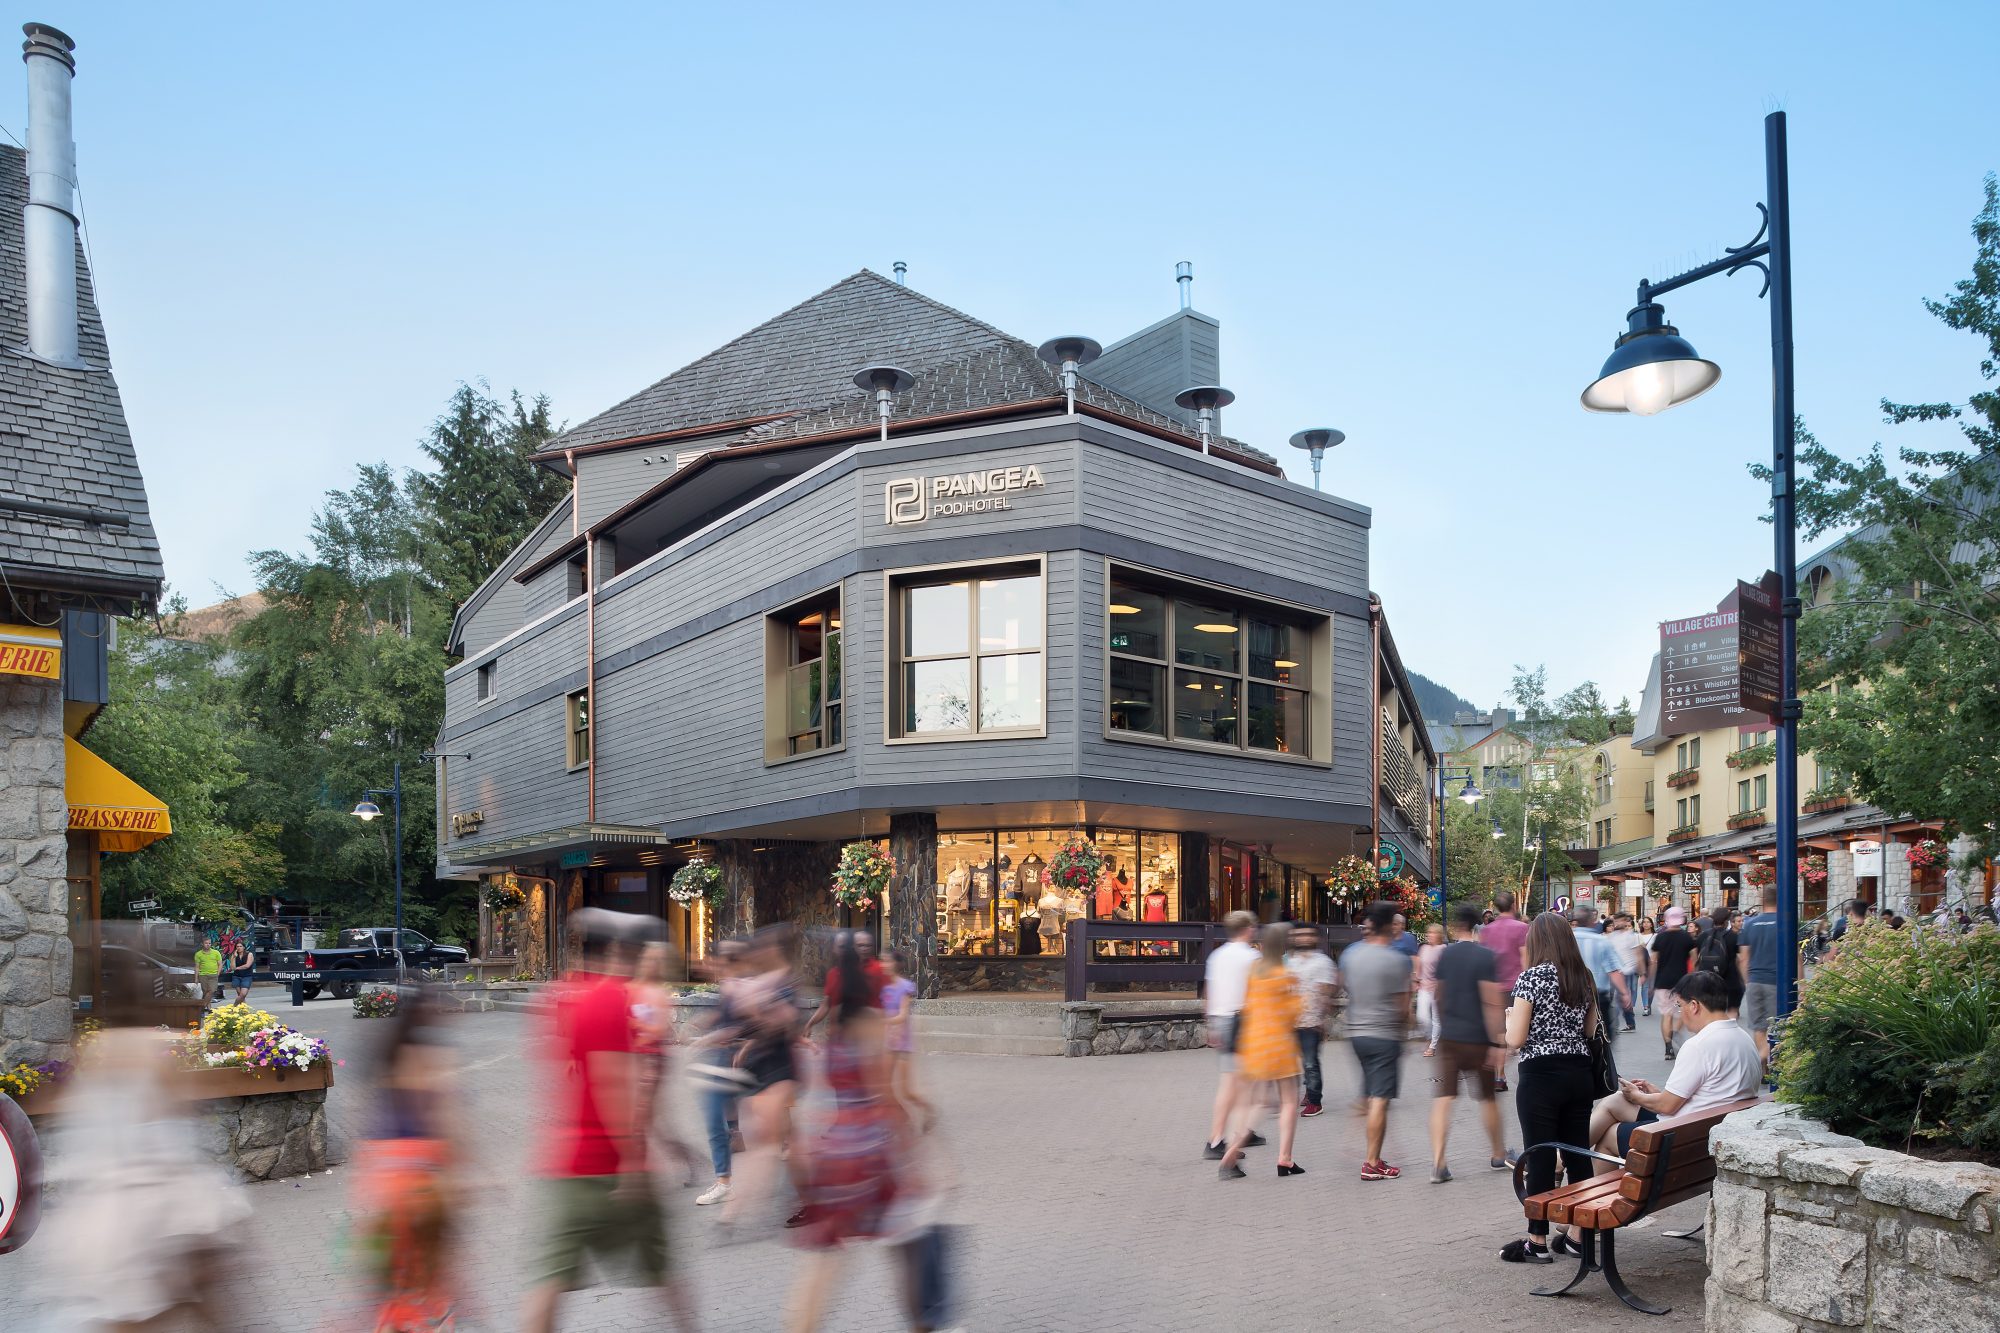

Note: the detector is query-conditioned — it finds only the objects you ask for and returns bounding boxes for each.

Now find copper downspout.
[585,537,597,822]
[1369,594,1383,864]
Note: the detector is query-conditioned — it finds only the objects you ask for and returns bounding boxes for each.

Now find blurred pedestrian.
[1498,912,1601,1265]
[1481,890,1530,1093]
[1341,901,1413,1181]
[687,938,752,1208]
[1415,922,1445,1056]
[1736,887,1782,1068]
[1389,912,1422,960]
[1202,911,1262,1160]
[723,923,807,1232]
[1606,913,1643,1032]
[1650,908,1697,1060]
[880,948,934,1131]
[785,932,911,1332]
[1634,917,1658,1016]
[801,929,883,1045]
[1285,923,1335,1117]
[1428,903,1515,1182]
[194,935,222,1007]
[353,987,464,1332]
[632,937,699,1184]
[522,908,695,1333]
[1569,904,1629,1041]
[1217,922,1305,1181]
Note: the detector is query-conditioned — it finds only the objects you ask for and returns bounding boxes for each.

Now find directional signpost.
[1736,576,1782,719]
[1660,574,1783,731]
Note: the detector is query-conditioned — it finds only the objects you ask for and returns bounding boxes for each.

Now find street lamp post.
[1582,111,1799,1018]
[351,760,404,982]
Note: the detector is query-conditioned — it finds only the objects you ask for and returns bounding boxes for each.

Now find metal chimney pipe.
[20,23,80,368]
[1176,261,1192,310]
[893,260,908,285]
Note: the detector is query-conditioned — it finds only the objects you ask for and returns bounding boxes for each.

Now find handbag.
[1587,1020,1620,1100]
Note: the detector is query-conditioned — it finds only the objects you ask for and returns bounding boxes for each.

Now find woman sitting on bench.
[1587,970,1762,1166]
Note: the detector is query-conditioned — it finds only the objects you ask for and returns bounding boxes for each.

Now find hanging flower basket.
[831,841,895,911]
[1906,838,1946,871]
[484,879,528,913]
[1327,855,1379,905]
[1744,862,1777,888]
[669,860,727,908]
[1802,854,1828,888]
[1047,834,1107,893]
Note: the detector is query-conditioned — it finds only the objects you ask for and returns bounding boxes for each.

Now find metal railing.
[1061,919,1365,1002]
[1380,708,1431,839]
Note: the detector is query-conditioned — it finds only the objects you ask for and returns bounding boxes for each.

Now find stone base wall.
[1060,1002,1204,1057]
[936,956,1064,992]
[0,679,71,1068]
[200,1087,330,1181]
[1708,1102,2000,1330]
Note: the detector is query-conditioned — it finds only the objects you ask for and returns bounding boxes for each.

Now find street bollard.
[290,977,304,1008]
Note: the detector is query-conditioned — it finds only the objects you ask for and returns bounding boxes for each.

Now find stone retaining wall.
[1059,1002,1205,1057]
[1707,1102,2000,1331]
[200,1086,330,1181]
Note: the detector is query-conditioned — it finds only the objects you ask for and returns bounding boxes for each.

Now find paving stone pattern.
[3,989,1706,1331]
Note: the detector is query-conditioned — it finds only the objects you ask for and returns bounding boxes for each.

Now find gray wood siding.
[523,563,576,622]
[456,506,575,658]
[577,447,670,530]
[440,613,589,844]
[1084,311,1220,428]
[855,438,1080,548]
[1079,444,1368,598]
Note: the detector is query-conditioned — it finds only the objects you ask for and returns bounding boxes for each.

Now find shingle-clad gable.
[0,143,162,602]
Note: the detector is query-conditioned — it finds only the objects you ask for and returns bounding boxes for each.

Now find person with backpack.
[1694,905,1742,1018]
[1649,909,1697,1061]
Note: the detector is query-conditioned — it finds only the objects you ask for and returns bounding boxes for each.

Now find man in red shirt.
[523,910,697,1333]
[1479,890,1532,1093]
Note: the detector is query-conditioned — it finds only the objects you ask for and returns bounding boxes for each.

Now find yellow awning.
[65,737,172,852]
[0,622,61,680]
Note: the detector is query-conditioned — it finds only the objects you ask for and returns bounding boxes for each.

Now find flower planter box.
[1726,811,1768,830]
[174,1062,334,1102]
[1667,825,1701,844]
[1802,797,1851,815]
[1666,768,1700,789]
[12,1083,63,1117]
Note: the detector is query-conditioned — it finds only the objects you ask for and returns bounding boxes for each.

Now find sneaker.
[695,1181,731,1206]
[1360,1160,1402,1181]
[1641,1005,1652,1017]
[1243,1130,1268,1147]
[1493,1076,1509,1093]
[784,1208,810,1229]
[1203,1139,1226,1160]
[1299,1102,1324,1118]
[1491,1150,1520,1170]
[1625,1023,1637,1033]
[1430,1165,1453,1184]
[1665,1044,1677,1061]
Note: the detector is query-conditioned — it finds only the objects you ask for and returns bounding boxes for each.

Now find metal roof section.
[448,823,673,867]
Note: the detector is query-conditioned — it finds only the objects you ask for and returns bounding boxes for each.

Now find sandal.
[1499,1238,1553,1264]
[1422,1045,1436,1058]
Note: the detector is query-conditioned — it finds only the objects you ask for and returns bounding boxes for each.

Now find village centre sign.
[884,465,1047,526]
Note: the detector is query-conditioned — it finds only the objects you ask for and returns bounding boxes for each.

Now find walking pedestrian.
[1415,923,1445,1057]
[1284,923,1336,1117]
[193,936,222,1007]
[1218,923,1305,1181]
[1389,912,1423,960]
[522,908,695,1333]
[227,934,253,1005]
[1650,908,1697,1060]
[1736,887,1783,1068]
[687,939,752,1208]
[1606,913,1643,1032]
[880,948,934,1131]
[632,937,698,1184]
[1480,891,1530,1093]
[1202,911,1263,1160]
[1569,905,1629,1041]
[1695,904,1743,1017]
[1634,916,1658,1016]
[1427,903,1516,1183]
[1497,912,1601,1265]
[1341,901,1413,1181]
[784,936,911,1332]
[723,923,807,1232]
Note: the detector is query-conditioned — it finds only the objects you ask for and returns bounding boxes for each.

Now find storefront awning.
[0,622,61,680]
[65,737,172,851]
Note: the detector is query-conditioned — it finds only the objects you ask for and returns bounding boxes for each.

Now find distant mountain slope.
[1408,671,1478,723]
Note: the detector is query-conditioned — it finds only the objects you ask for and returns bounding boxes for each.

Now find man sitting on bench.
[1587,970,1762,1167]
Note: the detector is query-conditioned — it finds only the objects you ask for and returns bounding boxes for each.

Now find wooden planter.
[175,1062,334,1101]
[12,1083,62,1117]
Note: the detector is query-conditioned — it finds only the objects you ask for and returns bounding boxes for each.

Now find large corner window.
[566,689,590,769]
[765,588,844,762]
[1107,567,1320,759]
[889,562,1045,740]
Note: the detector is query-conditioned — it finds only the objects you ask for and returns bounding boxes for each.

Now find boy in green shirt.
[194,941,223,1005]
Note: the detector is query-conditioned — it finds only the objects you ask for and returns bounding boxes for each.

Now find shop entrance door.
[1216,845,1253,918]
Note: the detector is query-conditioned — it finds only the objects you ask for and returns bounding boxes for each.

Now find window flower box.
[1725,744,1776,770]
[1802,796,1852,815]
[1666,768,1701,789]
[1726,810,1768,831]
[1667,824,1702,844]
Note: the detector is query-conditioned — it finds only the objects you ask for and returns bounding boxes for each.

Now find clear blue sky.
[20,1,1996,708]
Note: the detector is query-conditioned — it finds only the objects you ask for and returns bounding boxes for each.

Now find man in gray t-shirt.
[1340,901,1414,1180]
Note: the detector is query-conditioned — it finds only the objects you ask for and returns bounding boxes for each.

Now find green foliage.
[87,602,284,921]
[405,383,567,607]
[1759,177,2000,862]
[1777,921,2000,1160]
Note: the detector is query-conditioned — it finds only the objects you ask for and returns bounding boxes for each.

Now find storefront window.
[894,565,1045,738]
[937,831,997,955]
[935,827,1181,959]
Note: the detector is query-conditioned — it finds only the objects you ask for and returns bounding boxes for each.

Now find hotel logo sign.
[884,465,1047,526]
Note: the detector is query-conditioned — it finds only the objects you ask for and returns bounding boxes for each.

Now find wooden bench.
[1513,1097,1760,1315]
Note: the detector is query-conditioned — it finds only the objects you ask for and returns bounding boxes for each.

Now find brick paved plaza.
[5,988,1709,1331]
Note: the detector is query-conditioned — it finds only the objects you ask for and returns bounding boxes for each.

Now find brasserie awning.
[65,737,172,851]
[0,622,60,680]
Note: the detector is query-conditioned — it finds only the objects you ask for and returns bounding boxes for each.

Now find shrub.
[1777,920,2000,1162]
[353,987,400,1019]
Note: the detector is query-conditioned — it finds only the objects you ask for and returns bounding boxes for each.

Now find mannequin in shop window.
[944,860,969,911]
[1143,878,1169,923]
[1096,862,1126,918]
[1038,884,1066,955]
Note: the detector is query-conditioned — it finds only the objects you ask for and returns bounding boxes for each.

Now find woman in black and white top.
[1499,911,1600,1264]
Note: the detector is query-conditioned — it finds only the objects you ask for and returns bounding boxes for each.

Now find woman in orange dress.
[1219,922,1305,1180]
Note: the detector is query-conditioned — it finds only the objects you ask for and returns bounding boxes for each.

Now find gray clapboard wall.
[455,503,576,658]
[1084,309,1222,431]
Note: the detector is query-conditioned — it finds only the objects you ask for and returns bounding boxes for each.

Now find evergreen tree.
[406,382,568,607]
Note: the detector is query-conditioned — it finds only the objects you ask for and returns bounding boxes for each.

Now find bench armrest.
[1513,1140,1628,1205]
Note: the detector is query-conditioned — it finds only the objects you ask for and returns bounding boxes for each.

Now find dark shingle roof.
[553,270,1276,464]
[0,144,163,602]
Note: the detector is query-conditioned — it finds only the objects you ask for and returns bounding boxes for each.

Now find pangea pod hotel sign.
[885,465,1047,525]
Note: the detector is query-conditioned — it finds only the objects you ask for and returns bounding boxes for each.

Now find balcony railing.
[1379,708,1430,841]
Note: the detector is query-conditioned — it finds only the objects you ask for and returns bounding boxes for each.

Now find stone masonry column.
[715,839,758,939]
[0,678,73,1066]
[888,812,939,998]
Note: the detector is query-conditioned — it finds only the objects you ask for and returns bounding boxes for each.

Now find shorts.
[1350,1036,1402,1100]
[1616,1108,1661,1156]
[1207,1015,1239,1070]
[1741,982,1778,1033]
[743,1041,797,1092]
[1434,1040,1496,1101]
[534,1174,671,1290]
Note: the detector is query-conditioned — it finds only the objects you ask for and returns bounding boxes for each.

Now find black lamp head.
[1581,302,1721,415]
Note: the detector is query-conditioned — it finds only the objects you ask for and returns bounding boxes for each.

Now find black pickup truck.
[269,928,470,999]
